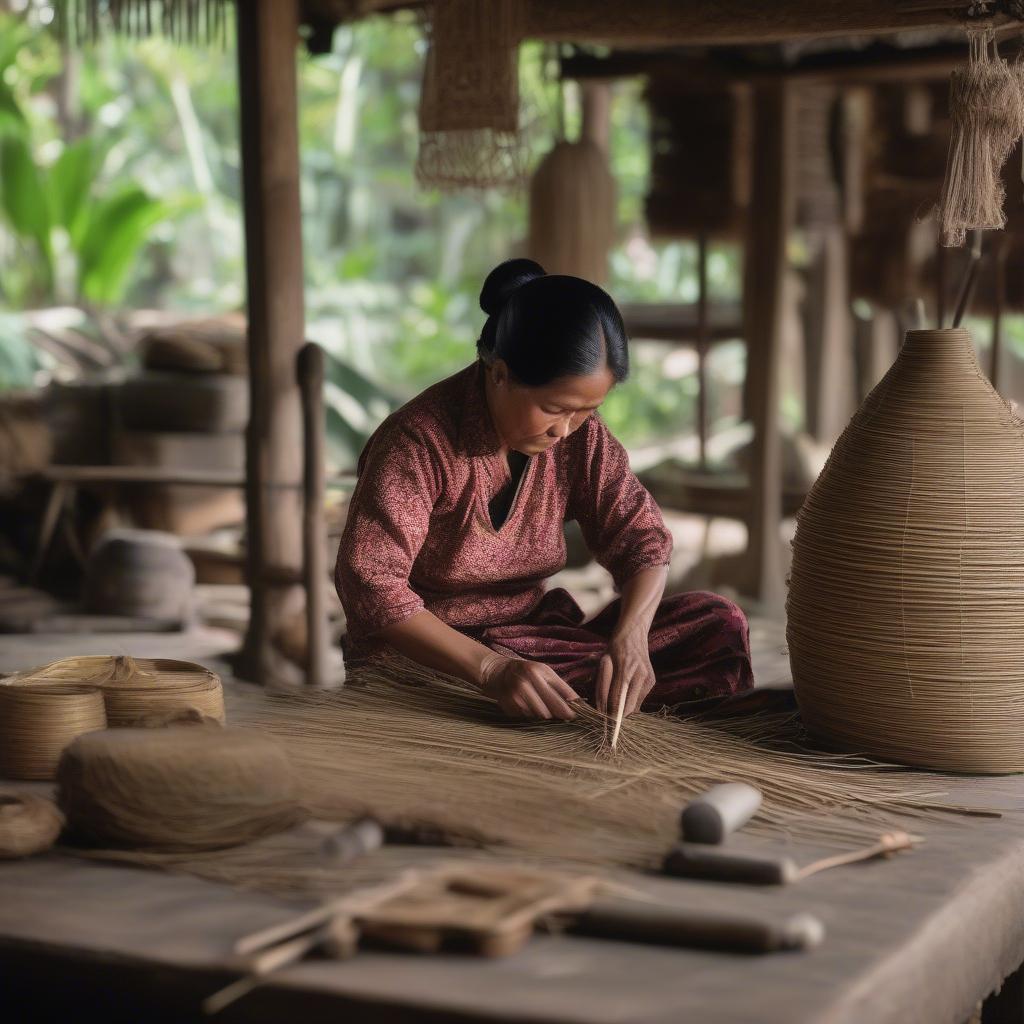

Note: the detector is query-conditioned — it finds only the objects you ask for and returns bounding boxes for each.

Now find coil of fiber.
[0,793,64,858]
[57,724,304,851]
[7,655,225,727]
[787,328,1024,773]
[0,685,107,780]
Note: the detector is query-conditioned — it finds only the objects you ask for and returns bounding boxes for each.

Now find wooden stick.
[297,341,329,688]
[234,871,421,956]
[610,683,628,751]
[796,830,914,880]
[952,231,984,329]
[204,929,325,1015]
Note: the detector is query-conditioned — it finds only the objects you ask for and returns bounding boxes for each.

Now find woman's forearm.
[377,610,500,688]
[613,565,669,640]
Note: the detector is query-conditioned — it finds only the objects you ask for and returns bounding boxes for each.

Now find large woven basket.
[787,328,1024,773]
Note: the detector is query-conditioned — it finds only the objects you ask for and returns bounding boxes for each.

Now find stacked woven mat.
[0,655,224,780]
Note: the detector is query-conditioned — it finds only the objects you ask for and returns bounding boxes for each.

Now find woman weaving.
[336,260,753,721]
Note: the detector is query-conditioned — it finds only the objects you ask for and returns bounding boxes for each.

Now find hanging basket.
[644,77,751,238]
[528,139,616,283]
[787,328,1024,773]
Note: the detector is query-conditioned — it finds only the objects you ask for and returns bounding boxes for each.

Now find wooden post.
[236,0,305,685]
[696,233,710,470]
[742,82,795,614]
[803,225,854,444]
[298,343,330,688]
[991,234,1007,393]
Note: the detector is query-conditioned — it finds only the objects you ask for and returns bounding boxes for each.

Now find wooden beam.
[742,81,795,613]
[236,0,306,685]
[620,302,743,343]
[528,1,980,47]
[561,38,1024,86]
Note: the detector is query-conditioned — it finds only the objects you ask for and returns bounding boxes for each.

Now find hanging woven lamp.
[416,0,526,191]
[787,327,1024,773]
[528,84,616,284]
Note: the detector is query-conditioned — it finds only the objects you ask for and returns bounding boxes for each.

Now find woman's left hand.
[594,626,656,718]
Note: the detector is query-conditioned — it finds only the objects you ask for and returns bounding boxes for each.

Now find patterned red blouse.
[336,360,673,651]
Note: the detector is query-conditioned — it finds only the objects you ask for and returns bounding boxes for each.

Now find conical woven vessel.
[787,328,1024,773]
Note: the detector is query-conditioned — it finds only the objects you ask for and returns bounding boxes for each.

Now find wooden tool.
[664,831,914,885]
[680,783,763,843]
[569,898,824,953]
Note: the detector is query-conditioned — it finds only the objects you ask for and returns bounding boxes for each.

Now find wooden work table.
[2,628,1023,1023]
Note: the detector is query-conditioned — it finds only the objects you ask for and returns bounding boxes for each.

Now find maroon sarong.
[466,586,753,709]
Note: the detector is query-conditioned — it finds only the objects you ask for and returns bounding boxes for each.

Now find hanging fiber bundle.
[788,328,1024,772]
[528,139,616,284]
[0,684,107,781]
[416,0,525,191]
[7,655,225,726]
[0,794,64,859]
[938,29,1024,246]
[57,723,304,851]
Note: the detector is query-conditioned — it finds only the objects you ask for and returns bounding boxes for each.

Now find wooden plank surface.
[4,628,1024,1022]
[2,774,1024,1024]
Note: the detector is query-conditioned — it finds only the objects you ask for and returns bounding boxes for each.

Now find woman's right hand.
[479,654,579,721]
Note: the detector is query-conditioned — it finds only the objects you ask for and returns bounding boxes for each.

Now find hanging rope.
[938,27,1024,246]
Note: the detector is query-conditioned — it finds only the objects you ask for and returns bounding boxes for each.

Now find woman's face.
[484,359,615,455]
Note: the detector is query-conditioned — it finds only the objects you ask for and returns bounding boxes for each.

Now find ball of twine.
[788,328,1024,773]
[57,724,305,851]
[0,684,107,780]
[7,655,225,727]
[0,793,64,858]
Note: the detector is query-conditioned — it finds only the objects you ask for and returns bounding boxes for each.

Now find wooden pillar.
[696,233,710,470]
[991,234,1007,393]
[236,0,305,685]
[742,82,795,614]
[854,308,899,403]
[298,343,330,688]
[803,225,855,444]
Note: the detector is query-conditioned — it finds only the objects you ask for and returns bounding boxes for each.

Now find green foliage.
[0,10,748,453]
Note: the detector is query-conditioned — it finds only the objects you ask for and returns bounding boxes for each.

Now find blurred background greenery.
[0,7,752,463]
[1,6,1012,464]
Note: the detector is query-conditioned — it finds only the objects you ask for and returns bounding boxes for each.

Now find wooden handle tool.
[680,783,763,843]
[664,844,800,885]
[569,898,824,953]
[664,831,915,886]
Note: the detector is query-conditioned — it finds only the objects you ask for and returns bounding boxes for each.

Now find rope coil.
[0,684,107,780]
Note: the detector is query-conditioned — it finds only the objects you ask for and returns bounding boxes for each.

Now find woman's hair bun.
[479,258,545,318]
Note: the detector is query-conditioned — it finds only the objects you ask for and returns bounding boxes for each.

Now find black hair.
[476,258,629,387]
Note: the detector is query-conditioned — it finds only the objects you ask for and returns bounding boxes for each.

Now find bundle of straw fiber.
[0,793,64,858]
[0,685,106,780]
[528,139,616,284]
[788,328,1024,772]
[416,0,525,191]
[224,658,976,866]
[6,655,225,726]
[938,28,1024,247]
[57,722,303,851]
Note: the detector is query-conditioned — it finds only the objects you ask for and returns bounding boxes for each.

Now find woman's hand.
[595,626,656,719]
[479,654,579,721]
